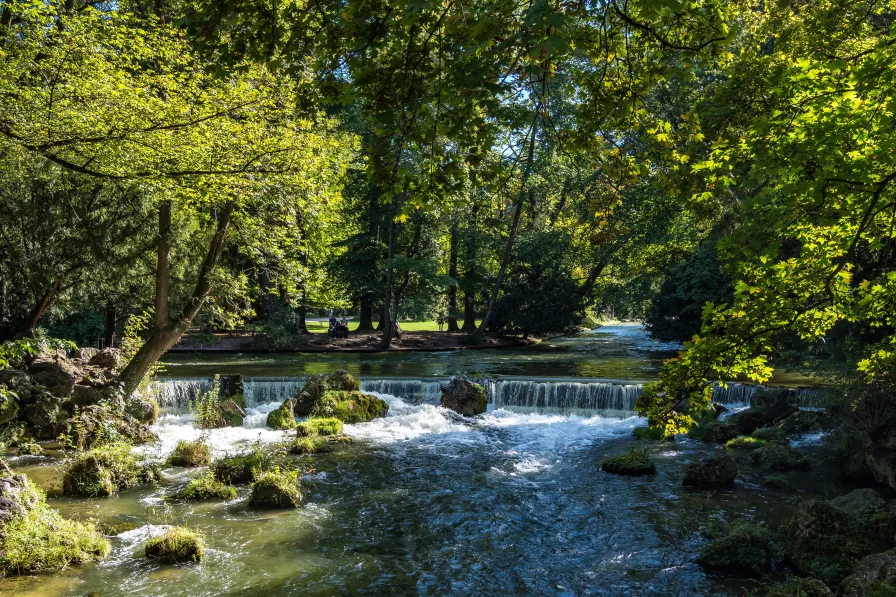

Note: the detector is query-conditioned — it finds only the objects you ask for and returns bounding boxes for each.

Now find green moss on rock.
[173,474,236,501]
[145,527,204,564]
[212,452,269,484]
[249,469,301,509]
[266,399,297,430]
[310,391,389,423]
[632,426,673,441]
[752,444,810,471]
[0,464,110,576]
[683,454,738,488]
[697,522,773,576]
[289,437,331,455]
[763,474,793,490]
[688,420,739,444]
[781,500,864,586]
[752,427,787,441]
[296,417,344,437]
[167,440,211,467]
[601,448,656,476]
[725,436,767,451]
[62,443,159,497]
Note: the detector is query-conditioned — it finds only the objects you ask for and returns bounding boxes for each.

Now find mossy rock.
[752,444,810,471]
[172,474,236,501]
[62,443,159,497]
[697,522,773,576]
[289,437,332,455]
[167,440,211,467]
[840,549,896,597]
[725,436,767,451]
[688,420,739,444]
[0,462,111,575]
[781,500,864,586]
[683,454,737,488]
[439,378,488,416]
[145,527,204,564]
[266,400,297,430]
[762,578,833,597]
[249,469,301,509]
[309,390,389,423]
[632,426,673,441]
[763,474,793,490]
[752,427,787,441]
[294,371,361,416]
[327,370,360,392]
[601,448,656,476]
[212,452,268,484]
[296,417,344,437]
[229,393,247,410]
[778,410,832,436]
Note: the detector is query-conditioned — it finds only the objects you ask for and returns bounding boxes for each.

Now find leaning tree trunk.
[478,125,537,335]
[119,202,234,395]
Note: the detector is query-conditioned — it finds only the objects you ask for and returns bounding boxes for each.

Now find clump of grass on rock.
[249,469,301,509]
[173,473,236,501]
[0,462,110,576]
[697,521,773,576]
[167,440,211,467]
[751,443,810,471]
[601,448,656,476]
[725,436,767,451]
[212,450,275,484]
[145,527,204,564]
[289,436,331,455]
[62,442,159,497]
[296,417,343,437]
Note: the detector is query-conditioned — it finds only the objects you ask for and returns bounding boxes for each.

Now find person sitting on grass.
[334,318,349,339]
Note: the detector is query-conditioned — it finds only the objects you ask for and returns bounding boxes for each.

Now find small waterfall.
[360,379,444,403]
[486,379,643,414]
[150,378,210,409]
[242,377,304,407]
[711,382,826,408]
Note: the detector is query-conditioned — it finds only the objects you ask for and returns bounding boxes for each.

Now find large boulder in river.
[267,399,297,430]
[27,353,80,397]
[440,378,488,416]
[780,500,866,586]
[683,454,738,488]
[829,488,886,518]
[294,370,360,416]
[840,549,896,597]
[310,391,388,423]
[866,447,896,491]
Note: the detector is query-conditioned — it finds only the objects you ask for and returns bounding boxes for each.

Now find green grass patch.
[167,440,212,467]
[725,436,767,451]
[62,443,159,497]
[145,527,204,564]
[0,477,110,575]
[173,473,237,501]
[212,451,271,484]
[296,417,343,437]
[289,437,332,455]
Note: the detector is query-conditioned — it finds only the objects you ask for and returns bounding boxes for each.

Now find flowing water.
[1,325,833,596]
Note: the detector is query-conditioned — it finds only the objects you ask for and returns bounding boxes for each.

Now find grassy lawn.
[305,319,480,333]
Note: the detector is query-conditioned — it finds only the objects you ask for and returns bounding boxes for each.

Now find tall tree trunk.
[22,278,62,335]
[462,291,476,332]
[446,218,460,332]
[379,198,399,349]
[357,295,374,331]
[478,125,538,334]
[104,300,116,348]
[119,203,234,395]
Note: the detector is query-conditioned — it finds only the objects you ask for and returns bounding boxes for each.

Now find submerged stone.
[601,448,656,476]
[751,444,810,471]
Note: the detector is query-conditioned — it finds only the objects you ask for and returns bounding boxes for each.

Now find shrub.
[289,437,331,455]
[63,443,159,497]
[725,436,767,451]
[167,440,211,467]
[192,376,223,429]
[145,527,204,564]
[249,469,301,509]
[601,448,656,476]
[0,475,110,575]
[173,474,236,501]
[697,522,773,576]
[296,417,343,437]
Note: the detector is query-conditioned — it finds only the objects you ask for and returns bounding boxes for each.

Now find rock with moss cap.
[62,443,160,497]
[249,469,301,509]
[828,488,885,518]
[296,417,343,437]
[752,444,810,471]
[840,549,896,597]
[294,370,359,416]
[266,399,297,430]
[172,474,236,501]
[762,578,832,597]
[439,378,488,416]
[601,448,656,476]
[167,440,211,467]
[310,390,388,423]
[212,452,270,484]
[688,420,739,444]
[683,454,737,488]
[144,527,204,564]
[781,500,864,586]
[725,436,767,451]
[289,436,332,455]
[697,521,773,576]
[0,460,110,575]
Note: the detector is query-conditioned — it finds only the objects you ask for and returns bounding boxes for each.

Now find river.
[1,324,831,596]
